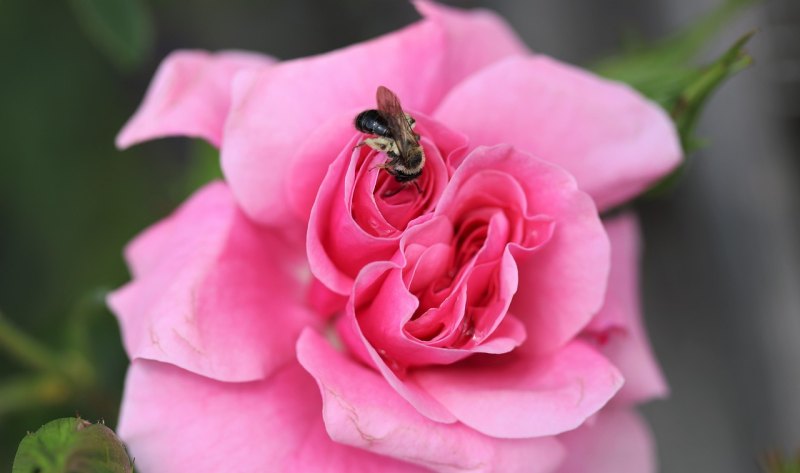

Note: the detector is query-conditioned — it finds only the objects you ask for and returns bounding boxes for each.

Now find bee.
[355,86,425,183]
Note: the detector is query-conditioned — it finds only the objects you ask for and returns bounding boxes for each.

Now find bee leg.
[405,114,416,129]
[359,137,394,154]
[370,156,400,173]
[370,162,390,172]
[412,180,422,193]
[381,181,407,198]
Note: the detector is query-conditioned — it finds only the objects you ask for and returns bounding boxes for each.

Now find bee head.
[407,147,425,169]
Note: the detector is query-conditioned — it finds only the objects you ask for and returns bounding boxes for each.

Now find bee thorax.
[355,109,392,137]
[354,86,427,184]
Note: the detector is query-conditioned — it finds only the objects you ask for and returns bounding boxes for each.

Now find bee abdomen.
[355,109,392,137]
[392,169,422,182]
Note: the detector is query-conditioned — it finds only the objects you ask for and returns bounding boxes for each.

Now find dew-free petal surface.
[118,360,422,473]
[434,56,681,210]
[413,341,623,438]
[297,329,565,473]
[587,214,669,403]
[221,3,527,225]
[108,182,315,382]
[117,50,273,149]
[555,407,656,473]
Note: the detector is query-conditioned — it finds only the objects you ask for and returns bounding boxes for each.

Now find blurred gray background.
[1,0,798,470]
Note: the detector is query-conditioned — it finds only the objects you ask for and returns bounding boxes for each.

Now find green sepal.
[644,32,753,197]
[593,0,753,95]
[669,32,753,150]
[13,417,133,473]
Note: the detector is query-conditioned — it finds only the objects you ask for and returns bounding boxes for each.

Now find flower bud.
[13,417,132,473]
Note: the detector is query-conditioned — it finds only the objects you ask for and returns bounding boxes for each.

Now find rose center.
[349,138,440,237]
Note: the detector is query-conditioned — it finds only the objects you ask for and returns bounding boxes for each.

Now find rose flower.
[109,2,678,472]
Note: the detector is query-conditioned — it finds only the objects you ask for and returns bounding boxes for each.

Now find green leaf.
[13,418,133,473]
[592,0,755,198]
[69,0,154,71]
[593,0,754,99]
[182,140,224,194]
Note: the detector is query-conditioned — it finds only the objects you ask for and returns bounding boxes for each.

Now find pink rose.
[110,2,677,472]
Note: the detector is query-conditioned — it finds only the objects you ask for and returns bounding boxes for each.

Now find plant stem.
[0,375,71,416]
[0,311,63,373]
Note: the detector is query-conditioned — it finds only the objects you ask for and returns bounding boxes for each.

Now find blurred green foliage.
[762,451,800,473]
[69,0,154,71]
[0,0,206,466]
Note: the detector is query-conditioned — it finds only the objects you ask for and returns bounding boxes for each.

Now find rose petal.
[117,50,273,149]
[297,329,565,473]
[412,1,529,86]
[221,4,526,225]
[119,360,422,472]
[433,56,681,210]
[413,341,623,438]
[585,214,669,403]
[306,135,399,295]
[339,262,458,423]
[353,252,525,369]
[555,407,656,473]
[107,182,316,382]
[439,145,610,354]
[285,112,357,224]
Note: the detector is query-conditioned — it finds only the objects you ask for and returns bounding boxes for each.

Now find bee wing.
[376,86,418,158]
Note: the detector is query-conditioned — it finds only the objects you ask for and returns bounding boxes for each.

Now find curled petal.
[434,56,681,210]
[338,273,459,424]
[119,360,422,472]
[117,50,273,149]
[107,182,315,382]
[306,116,456,295]
[352,251,526,369]
[297,329,565,473]
[440,145,610,354]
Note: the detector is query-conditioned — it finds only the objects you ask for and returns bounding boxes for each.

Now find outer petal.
[119,360,421,473]
[107,182,315,382]
[117,50,273,149]
[221,3,527,225]
[555,407,656,473]
[433,56,681,210]
[413,341,623,438]
[585,214,669,404]
[412,1,529,87]
[297,329,565,473]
